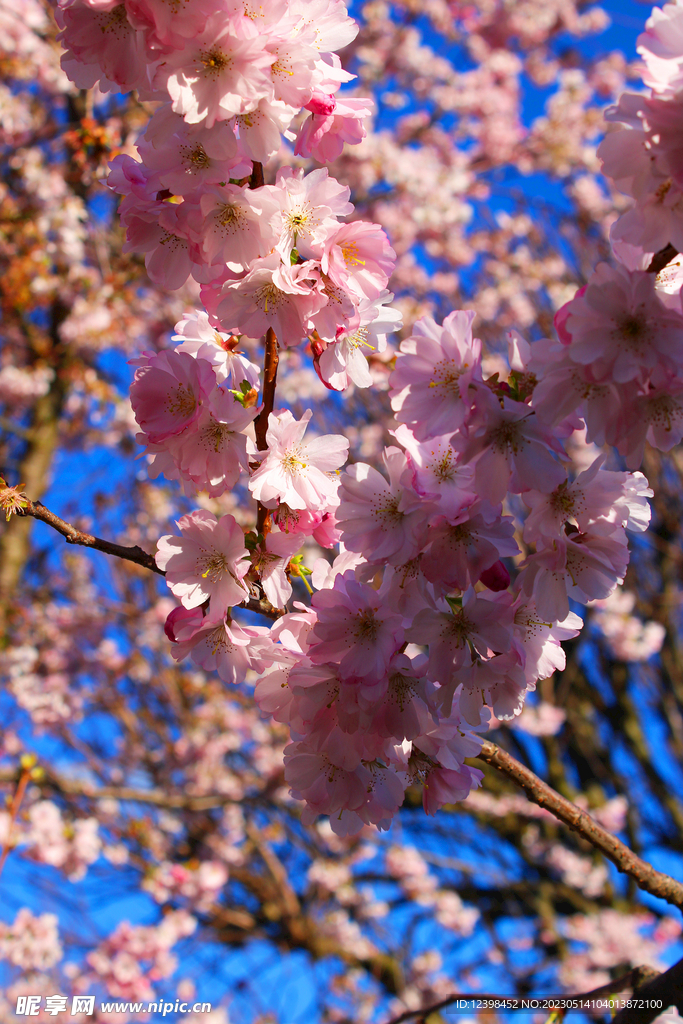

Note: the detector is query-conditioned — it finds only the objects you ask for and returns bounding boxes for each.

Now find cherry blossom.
[129,349,216,443]
[308,571,404,680]
[248,408,348,511]
[155,510,250,617]
[389,311,482,440]
[155,13,276,128]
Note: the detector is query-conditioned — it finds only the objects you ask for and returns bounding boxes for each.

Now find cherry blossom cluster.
[590,589,666,662]
[153,310,652,836]
[526,1,683,467]
[59,0,400,370]
[85,912,197,1004]
[57,0,663,839]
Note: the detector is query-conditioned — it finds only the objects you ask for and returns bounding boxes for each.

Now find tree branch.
[384,968,655,1024]
[613,956,683,1023]
[477,740,683,910]
[13,496,283,618]
[253,326,279,535]
[17,497,163,574]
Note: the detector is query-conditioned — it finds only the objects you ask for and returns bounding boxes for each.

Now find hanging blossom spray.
[56,0,680,836]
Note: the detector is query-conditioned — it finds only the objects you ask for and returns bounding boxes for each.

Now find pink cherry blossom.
[419,501,519,593]
[169,388,256,497]
[137,106,247,196]
[235,98,297,162]
[197,183,280,269]
[393,424,476,518]
[166,607,264,685]
[253,529,304,609]
[561,262,683,382]
[455,387,566,503]
[126,0,214,50]
[520,521,630,622]
[155,510,250,617]
[129,349,216,443]
[208,252,326,346]
[308,571,404,680]
[336,447,429,565]
[316,291,402,390]
[172,310,260,388]
[273,166,353,260]
[249,408,348,512]
[295,95,373,163]
[155,12,275,128]
[57,1,150,94]
[523,457,652,542]
[407,589,515,685]
[389,311,482,441]
[321,220,394,302]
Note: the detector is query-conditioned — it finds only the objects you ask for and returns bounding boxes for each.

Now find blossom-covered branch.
[477,740,683,910]
[14,496,282,619]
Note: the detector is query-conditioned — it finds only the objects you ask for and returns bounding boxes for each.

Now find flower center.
[443,610,474,647]
[429,359,468,395]
[180,143,210,171]
[208,625,233,656]
[489,421,525,455]
[615,313,652,352]
[201,418,233,453]
[354,609,380,643]
[341,241,366,268]
[281,446,308,473]
[254,283,283,314]
[430,447,456,482]
[388,672,416,711]
[550,486,575,516]
[96,5,130,37]
[199,49,232,77]
[200,552,229,582]
[372,495,403,523]
[167,385,197,419]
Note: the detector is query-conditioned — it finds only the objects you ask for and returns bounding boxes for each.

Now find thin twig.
[477,740,683,910]
[13,496,283,618]
[18,497,163,573]
[0,762,32,885]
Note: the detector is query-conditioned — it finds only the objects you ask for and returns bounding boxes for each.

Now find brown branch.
[613,956,683,1023]
[253,326,279,535]
[0,762,32,885]
[477,740,683,910]
[647,243,679,274]
[249,161,265,189]
[13,496,284,619]
[17,497,163,574]
[384,968,653,1024]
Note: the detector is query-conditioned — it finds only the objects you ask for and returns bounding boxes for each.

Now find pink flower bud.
[478,560,511,592]
[306,92,337,116]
